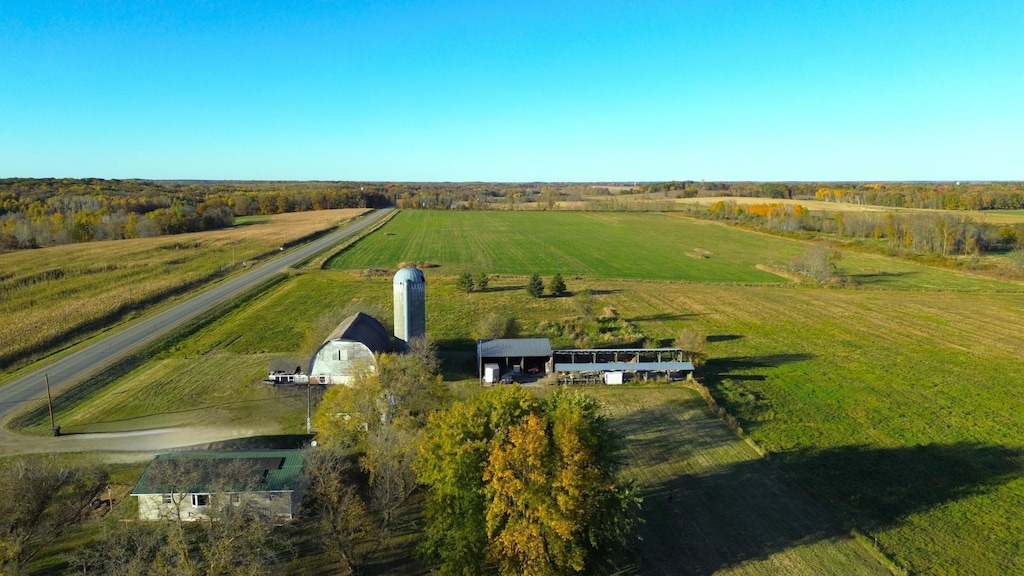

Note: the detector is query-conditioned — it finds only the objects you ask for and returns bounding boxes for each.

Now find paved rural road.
[0,207,394,453]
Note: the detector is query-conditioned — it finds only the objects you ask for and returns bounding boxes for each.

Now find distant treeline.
[0,179,389,250]
[4,178,1024,251]
[635,180,1024,211]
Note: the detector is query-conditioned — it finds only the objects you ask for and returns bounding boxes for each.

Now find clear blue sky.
[2,1,1021,182]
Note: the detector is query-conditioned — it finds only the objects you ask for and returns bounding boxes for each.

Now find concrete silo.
[393,266,426,350]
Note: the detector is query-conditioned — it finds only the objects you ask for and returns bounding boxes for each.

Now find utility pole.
[306,384,312,434]
[44,373,56,435]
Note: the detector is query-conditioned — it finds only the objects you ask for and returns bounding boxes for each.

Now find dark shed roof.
[478,338,553,358]
[269,358,305,373]
[131,450,304,495]
[325,312,392,354]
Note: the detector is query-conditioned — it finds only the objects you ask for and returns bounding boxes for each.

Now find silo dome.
[393,266,426,350]
[394,266,426,285]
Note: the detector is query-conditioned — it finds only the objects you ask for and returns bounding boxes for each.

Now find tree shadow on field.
[847,270,915,286]
[700,353,815,386]
[773,442,1024,532]
[478,285,526,293]
[626,312,701,323]
[707,334,743,343]
[627,432,1024,575]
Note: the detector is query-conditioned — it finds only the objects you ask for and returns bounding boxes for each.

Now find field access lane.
[0,208,394,427]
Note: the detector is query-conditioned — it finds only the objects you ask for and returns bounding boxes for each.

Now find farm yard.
[8,208,1024,574]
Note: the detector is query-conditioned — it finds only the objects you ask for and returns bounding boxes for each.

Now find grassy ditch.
[11,274,293,434]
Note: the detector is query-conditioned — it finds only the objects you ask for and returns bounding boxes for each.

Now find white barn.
[307,312,392,386]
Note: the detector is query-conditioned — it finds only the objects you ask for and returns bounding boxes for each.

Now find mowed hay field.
[325,210,794,282]
[326,210,1024,292]
[0,209,367,374]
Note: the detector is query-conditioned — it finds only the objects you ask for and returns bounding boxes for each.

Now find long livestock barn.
[477,338,694,385]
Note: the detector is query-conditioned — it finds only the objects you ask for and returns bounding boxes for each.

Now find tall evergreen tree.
[548,273,567,297]
[526,273,544,298]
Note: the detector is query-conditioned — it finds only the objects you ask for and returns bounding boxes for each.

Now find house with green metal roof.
[131,450,306,522]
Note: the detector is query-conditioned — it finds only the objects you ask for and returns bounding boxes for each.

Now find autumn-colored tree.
[309,341,445,573]
[417,386,639,576]
[673,327,707,367]
[302,447,373,574]
[475,313,519,340]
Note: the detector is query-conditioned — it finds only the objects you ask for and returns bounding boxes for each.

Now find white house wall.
[136,490,297,522]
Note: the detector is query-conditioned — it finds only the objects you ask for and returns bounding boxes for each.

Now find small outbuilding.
[308,312,392,386]
[131,450,305,522]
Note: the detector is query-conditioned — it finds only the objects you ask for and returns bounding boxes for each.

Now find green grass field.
[326,211,795,282]
[325,210,1024,292]
[21,209,1024,574]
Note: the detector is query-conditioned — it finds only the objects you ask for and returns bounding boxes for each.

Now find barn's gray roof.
[478,338,553,358]
[325,312,392,354]
[554,361,694,373]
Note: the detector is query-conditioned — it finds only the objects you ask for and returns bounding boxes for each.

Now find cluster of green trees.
[456,272,490,292]
[528,273,567,298]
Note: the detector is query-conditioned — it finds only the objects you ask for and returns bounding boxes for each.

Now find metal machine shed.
[477,338,553,382]
[553,347,695,384]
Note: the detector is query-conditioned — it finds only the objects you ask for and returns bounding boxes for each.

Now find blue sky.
[2,1,1021,181]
